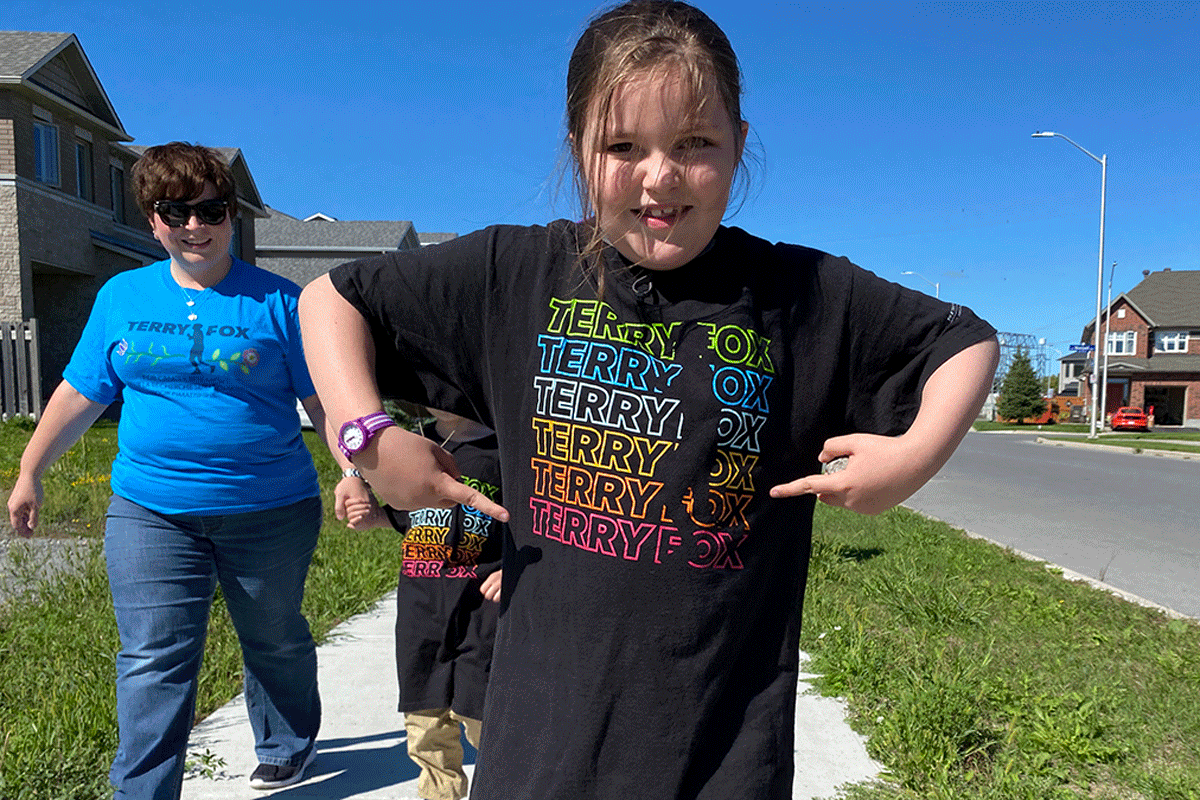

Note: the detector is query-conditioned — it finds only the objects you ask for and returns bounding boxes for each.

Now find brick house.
[1080,268,1200,427]
[1,31,265,406]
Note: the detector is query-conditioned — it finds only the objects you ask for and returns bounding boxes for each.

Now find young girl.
[300,2,998,798]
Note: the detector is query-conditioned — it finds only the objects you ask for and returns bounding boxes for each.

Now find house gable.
[0,31,128,141]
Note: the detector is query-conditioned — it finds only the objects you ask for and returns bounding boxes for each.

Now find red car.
[1110,406,1151,431]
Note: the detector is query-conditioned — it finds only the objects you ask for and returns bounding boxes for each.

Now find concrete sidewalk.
[181,592,882,799]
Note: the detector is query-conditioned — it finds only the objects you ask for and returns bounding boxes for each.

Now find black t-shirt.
[387,426,502,719]
[332,221,995,800]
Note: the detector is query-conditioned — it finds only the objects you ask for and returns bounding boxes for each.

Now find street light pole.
[1100,260,1116,425]
[900,270,940,299]
[1032,131,1107,439]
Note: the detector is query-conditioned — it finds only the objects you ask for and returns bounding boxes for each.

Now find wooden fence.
[1,320,42,421]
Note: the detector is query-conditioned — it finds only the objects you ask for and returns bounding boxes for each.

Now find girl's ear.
[738,120,749,155]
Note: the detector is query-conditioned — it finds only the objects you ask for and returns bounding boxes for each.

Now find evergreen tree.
[996,348,1046,422]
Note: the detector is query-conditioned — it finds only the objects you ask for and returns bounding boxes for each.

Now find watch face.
[341,423,366,453]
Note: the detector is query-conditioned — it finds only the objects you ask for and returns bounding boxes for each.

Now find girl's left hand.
[480,569,503,603]
[336,475,378,527]
[768,432,936,516]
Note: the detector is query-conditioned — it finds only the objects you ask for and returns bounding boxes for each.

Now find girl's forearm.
[900,337,1000,480]
[298,273,386,426]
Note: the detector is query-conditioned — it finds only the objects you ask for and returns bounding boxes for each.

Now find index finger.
[769,473,841,499]
[436,474,510,522]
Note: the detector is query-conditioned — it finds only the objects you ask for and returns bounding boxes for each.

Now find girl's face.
[583,68,746,271]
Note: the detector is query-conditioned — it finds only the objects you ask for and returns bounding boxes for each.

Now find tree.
[997,348,1045,423]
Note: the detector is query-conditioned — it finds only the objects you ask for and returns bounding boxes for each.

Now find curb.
[1034,436,1200,462]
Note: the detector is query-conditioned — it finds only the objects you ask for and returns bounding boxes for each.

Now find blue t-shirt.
[63,258,320,514]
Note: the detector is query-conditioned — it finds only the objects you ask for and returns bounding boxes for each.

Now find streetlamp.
[901,270,939,299]
[1100,261,1117,425]
[1032,130,1107,439]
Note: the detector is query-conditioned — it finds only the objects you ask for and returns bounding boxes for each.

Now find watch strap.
[359,411,396,436]
[338,411,399,459]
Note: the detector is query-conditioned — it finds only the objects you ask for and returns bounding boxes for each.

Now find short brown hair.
[132,142,236,221]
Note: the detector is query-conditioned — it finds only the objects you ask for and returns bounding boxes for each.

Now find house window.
[1106,330,1136,355]
[33,122,60,185]
[110,165,126,224]
[1155,331,1188,353]
[75,140,94,201]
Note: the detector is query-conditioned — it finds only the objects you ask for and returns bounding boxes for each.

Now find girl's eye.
[606,142,634,155]
[678,136,714,151]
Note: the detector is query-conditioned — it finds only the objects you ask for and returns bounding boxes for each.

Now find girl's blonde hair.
[564,1,748,288]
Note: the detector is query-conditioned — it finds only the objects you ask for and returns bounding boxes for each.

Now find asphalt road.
[903,431,1200,619]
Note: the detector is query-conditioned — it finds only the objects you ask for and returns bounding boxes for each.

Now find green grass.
[803,504,1200,799]
[0,419,404,798]
[4,418,1200,798]
[973,421,1091,434]
[1103,431,1200,442]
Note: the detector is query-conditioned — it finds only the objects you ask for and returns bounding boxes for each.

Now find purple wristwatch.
[337,412,398,459]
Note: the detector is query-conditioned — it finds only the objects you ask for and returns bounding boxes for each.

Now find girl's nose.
[641,152,682,192]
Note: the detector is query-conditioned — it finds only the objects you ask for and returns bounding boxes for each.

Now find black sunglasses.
[153,198,230,227]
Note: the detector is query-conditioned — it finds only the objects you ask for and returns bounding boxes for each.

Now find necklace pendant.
[186,299,195,307]
[188,313,198,321]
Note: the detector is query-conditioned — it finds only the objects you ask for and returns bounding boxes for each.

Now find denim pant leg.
[105,495,217,800]
[211,496,322,767]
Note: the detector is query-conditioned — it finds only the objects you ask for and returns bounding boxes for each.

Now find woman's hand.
[355,426,510,522]
[6,381,109,537]
[7,474,45,538]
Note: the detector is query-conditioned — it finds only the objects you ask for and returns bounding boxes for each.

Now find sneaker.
[249,748,316,790]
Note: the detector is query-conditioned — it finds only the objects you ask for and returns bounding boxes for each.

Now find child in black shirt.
[302,3,999,796]
[347,409,502,800]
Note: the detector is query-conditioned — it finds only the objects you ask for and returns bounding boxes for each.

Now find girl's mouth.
[636,206,689,229]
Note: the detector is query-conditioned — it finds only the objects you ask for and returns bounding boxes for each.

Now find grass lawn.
[973,420,1092,434]
[803,504,1200,798]
[3,418,1199,798]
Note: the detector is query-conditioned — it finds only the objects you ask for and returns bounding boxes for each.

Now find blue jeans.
[104,494,322,799]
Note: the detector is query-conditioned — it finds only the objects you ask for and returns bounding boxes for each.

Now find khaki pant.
[404,708,482,800]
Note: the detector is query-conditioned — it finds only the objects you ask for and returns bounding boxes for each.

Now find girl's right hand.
[354,426,510,522]
[7,474,44,538]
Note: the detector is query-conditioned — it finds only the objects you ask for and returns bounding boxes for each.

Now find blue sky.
[7,1,1198,370]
